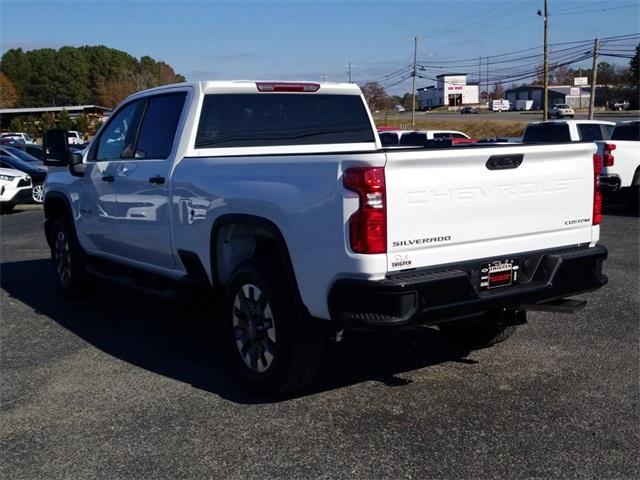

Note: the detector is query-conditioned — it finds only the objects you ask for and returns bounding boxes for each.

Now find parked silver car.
[550,103,575,118]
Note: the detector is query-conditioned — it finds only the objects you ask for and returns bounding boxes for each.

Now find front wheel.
[49,218,86,294]
[223,259,325,395]
[32,184,44,203]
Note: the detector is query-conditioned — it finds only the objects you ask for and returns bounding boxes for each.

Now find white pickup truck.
[596,120,640,207]
[42,81,608,394]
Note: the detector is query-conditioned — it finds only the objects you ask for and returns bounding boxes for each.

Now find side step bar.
[523,298,587,314]
[84,264,200,302]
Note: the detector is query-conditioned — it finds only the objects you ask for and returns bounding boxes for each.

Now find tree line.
[0,45,185,109]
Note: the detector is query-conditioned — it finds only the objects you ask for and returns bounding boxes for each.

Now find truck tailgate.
[385,143,597,272]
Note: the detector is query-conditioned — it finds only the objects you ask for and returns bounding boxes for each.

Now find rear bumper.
[329,245,608,329]
[600,174,621,192]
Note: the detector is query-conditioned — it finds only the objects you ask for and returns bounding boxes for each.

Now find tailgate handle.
[486,154,523,170]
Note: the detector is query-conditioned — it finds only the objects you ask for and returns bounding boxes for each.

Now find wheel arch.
[43,192,76,248]
[210,214,310,321]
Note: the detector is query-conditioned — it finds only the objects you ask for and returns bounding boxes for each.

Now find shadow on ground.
[603,192,639,217]
[1,258,473,404]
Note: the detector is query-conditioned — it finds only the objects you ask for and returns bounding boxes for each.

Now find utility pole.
[486,56,489,106]
[589,38,600,119]
[541,0,549,120]
[347,62,352,83]
[478,57,482,104]
[411,36,418,128]
[321,73,328,82]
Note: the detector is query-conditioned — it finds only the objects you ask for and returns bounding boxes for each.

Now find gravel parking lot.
[1,202,638,479]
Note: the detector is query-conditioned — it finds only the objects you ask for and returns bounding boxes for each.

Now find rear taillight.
[603,143,616,167]
[343,167,386,254]
[593,153,603,225]
[256,82,320,92]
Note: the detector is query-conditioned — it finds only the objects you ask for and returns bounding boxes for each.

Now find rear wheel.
[49,218,86,294]
[439,314,516,349]
[223,259,325,395]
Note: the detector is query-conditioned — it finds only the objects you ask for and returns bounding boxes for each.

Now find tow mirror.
[43,130,70,166]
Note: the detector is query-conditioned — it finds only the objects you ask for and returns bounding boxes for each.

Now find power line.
[554,3,638,16]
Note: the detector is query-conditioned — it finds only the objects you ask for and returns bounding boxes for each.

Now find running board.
[523,298,587,314]
[84,264,198,302]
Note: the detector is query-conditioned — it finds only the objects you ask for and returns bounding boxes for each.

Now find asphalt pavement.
[1,202,638,479]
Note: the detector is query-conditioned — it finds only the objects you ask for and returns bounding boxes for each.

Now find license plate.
[480,260,518,290]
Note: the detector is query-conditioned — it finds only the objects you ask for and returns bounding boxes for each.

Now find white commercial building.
[417,73,479,109]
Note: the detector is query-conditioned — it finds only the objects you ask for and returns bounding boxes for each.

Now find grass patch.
[375,118,527,139]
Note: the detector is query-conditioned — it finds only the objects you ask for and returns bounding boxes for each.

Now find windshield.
[523,123,571,143]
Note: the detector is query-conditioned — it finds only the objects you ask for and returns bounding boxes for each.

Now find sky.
[1,0,639,94]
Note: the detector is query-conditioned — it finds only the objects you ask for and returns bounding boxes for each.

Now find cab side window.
[132,93,186,160]
[95,100,144,160]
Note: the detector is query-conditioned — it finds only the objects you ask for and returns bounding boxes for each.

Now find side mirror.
[69,151,86,177]
[43,129,70,166]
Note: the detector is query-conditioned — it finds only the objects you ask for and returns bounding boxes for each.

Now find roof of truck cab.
[529,119,616,126]
[124,81,363,97]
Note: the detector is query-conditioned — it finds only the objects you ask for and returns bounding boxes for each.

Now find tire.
[439,313,516,350]
[49,218,86,295]
[31,184,44,204]
[223,259,325,396]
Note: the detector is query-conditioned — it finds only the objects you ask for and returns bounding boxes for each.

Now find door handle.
[486,154,523,170]
[148,176,165,185]
[102,175,114,182]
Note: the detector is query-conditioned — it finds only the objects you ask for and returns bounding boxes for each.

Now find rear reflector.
[256,82,320,92]
[593,153,603,225]
[603,143,616,167]
[343,167,386,254]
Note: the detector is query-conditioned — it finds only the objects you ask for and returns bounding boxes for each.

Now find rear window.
[578,124,604,142]
[611,124,640,141]
[399,132,427,146]
[195,94,374,148]
[523,124,571,142]
[379,132,399,147]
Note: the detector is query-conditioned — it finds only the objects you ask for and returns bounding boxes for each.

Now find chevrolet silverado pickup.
[596,120,640,208]
[42,81,608,394]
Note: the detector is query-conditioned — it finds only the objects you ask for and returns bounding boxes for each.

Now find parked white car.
[0,166,32,212]
[0,132,36,144]
[550,104,575,119]
[67,131,83,145]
